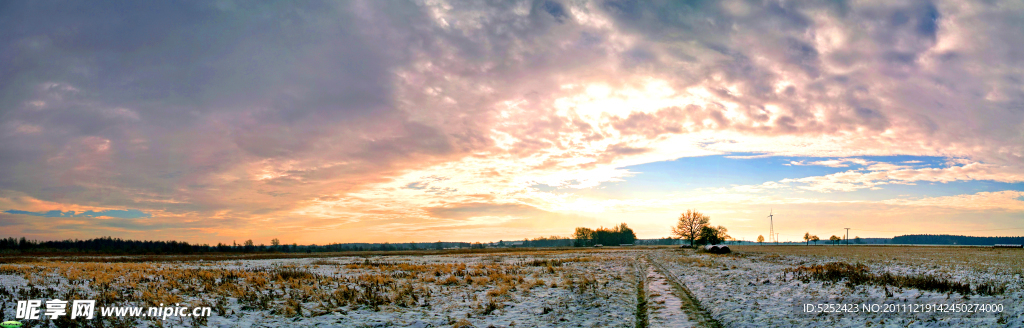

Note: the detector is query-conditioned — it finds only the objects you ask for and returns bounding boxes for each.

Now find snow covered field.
[0,250,641,327]
[652,246,1024,327]
[1,246,1022,327]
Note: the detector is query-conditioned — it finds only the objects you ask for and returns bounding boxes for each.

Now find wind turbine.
[768,209,775,244]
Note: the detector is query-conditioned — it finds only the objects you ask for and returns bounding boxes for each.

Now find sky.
[1,0,1023,245]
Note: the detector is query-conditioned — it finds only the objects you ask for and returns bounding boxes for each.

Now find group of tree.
[671,209,730,247]
[572,223,637,247]
[829,235,842,245]
[803,232,821,245]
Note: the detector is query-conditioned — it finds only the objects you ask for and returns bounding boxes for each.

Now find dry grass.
[733,245,1024,273]
[0,246,606,264]
[781,261,1005,295]
[0,250,621,326]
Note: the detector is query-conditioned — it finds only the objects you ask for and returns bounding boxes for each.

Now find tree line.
[572,223,637,247]
[747,233,1024,246]
[892,234,1024,245]
[22,222,1006,255]
[0,236,197,254]
[0,236,582,254]
[0,237,492,254]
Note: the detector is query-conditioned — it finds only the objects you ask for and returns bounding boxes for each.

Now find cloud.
[780,162,1024,193]
[0,0,1022,242]
[881,191,1024,211]
[787,158,873,168]
[426,203,549,220]
[4,209,151,219]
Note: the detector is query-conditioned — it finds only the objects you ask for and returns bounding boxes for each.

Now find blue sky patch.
[539,154,1022,200]
[4,209,152,219]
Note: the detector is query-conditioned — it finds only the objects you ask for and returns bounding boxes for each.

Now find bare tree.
[803,232,811,246]
[829,235,840,245]
[671,209,710,248]
[757,235,764,245]
[811,235,820,245]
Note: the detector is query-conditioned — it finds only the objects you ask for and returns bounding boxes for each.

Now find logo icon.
[0,321,23,328]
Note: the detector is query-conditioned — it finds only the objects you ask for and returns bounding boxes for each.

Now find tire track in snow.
[634,258,650,328]
[647,254,723,328]
[645,261,696,327]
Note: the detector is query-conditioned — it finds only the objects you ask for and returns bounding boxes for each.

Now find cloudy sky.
[2,0,1023,244]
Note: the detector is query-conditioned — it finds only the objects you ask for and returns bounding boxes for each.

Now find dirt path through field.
[646,254,723,328]
[645,261,697,327]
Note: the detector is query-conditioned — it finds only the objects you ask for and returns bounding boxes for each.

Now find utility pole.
[776,233,779,244]
[844,228,850,245]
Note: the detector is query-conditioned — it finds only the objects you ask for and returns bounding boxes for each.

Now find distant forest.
[0,235,680,255]
[890,234,1024,245]
[0,236,489,254]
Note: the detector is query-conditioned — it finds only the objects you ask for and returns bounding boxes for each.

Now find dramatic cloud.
[1,0,1022,243]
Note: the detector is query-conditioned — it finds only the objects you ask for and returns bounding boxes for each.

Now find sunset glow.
[1,1,1022,244]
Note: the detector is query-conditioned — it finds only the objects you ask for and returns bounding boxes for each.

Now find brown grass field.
[0,247,627,264]
[0,248,642,327]
[1,245,1021,326]
[730,245,1024,274]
